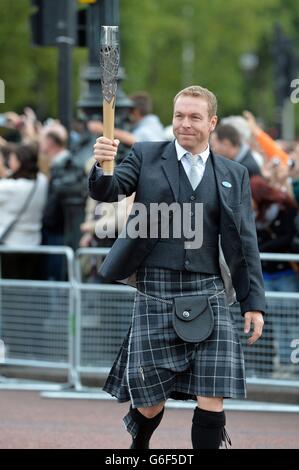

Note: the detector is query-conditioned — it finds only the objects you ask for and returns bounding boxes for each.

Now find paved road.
[0,391,298,449]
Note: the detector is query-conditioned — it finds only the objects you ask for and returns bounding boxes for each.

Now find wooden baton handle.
[102,98,116,175]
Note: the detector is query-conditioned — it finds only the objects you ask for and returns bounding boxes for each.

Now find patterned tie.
[184,153,203,190]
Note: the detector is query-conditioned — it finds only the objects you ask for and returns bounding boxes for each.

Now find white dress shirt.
[175,140,210,187]
[0,173,48,245]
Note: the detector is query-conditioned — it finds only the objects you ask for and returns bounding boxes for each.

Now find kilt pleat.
[103,267,246,416]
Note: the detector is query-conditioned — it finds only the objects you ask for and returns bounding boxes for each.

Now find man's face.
[172,95,217,154]
[212,136,238,160]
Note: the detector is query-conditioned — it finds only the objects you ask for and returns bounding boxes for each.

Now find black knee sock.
[191,407,231,449]
[129,405,164,449]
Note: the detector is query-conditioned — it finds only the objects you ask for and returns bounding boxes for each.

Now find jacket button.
[190,195,195,201]
[183,311,190,318]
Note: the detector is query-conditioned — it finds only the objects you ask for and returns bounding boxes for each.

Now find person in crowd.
[220,114,264,168]
[0,142,11,178]
[212,123,261,176]
[79,192,135,282]
[2,108,42,145]
[89,85,265,449]
[80,91,166,258]
[250,175,299,367]
[287,143,299,204]
[88,91,166,146]
[243,111,299,205]
[40,124,70,280]
[0,144,48,279]
[243,111,290,167]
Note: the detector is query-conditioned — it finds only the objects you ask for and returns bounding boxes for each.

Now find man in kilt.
[89,85,265,449]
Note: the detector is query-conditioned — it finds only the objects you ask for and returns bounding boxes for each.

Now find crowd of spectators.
[1,98,299,283]
[1,94,299,370]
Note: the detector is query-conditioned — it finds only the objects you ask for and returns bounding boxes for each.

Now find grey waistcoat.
[141,155,221,274]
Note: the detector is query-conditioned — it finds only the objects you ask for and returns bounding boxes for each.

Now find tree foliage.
[0,0,33,112]
[0,0,298,131]
[120,0,290,124]
[0,0,86,119]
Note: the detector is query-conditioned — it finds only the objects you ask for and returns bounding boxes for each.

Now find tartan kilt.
[103,266,246,412]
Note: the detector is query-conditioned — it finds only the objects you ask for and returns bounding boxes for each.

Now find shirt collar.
[235,143,249,162]
[175,139,210,164]
[50,149,69,168]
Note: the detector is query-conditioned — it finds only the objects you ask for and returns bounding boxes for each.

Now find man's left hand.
[244,311,264,345]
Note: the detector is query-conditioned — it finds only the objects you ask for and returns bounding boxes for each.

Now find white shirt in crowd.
[132,114,167,142]
[0,173,48,245]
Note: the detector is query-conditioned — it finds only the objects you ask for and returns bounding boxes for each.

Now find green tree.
[0,0,33,112]
[120,0,299,129]
[1,0,298,132]
[0,0,86,120]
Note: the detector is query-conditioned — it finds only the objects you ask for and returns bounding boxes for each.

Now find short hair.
[0,142,14,164]
[214,124,241,147]
[173,85,217,118]
[46,131,67,148]
[129,92,153,116]
[11,144,39,180]
[42,122,68,148]
[221,115,251,143]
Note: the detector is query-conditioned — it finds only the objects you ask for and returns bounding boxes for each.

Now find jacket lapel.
[210,151,232,210]
[161,145,236,227]
[210,151,240,228]
[161,141,180,202]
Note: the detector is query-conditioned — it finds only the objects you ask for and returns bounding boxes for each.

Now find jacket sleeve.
[239,168,266,316]
[88,145,141,202]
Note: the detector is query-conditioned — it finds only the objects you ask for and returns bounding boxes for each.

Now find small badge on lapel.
[221,181,232,188]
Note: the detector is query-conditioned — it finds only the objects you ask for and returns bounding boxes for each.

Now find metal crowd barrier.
[73,249,299,390]
[1,246,299,393]
[0,245,77,390]
[74,247,135,390]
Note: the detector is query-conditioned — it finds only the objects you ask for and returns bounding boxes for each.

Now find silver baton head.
[101,25,119,47]
[100,26,120,104]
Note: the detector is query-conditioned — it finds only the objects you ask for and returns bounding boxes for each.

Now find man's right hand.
[93,136,119,166]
